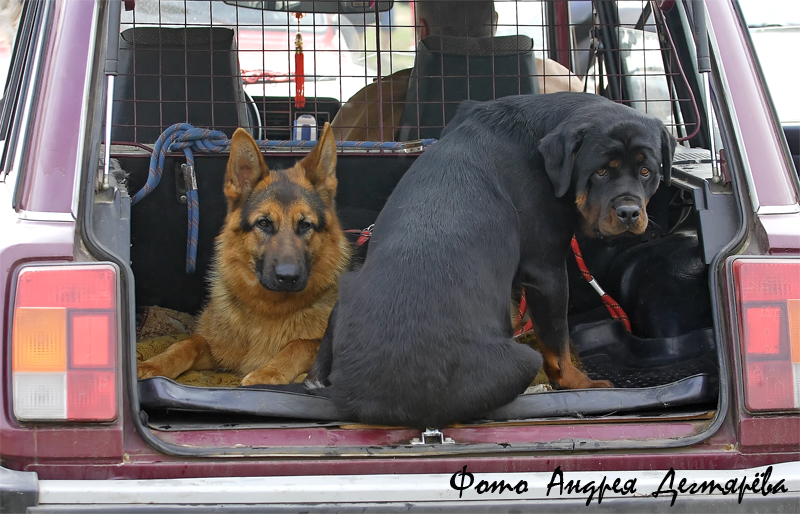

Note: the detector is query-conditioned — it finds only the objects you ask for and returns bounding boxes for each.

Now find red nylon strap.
[348,227,629,334]
[345,224,374,246]
[514,236,632,336]
[570,236,632,332]
[357,224,373,245]
[356,230,371,245]
[515,291,534,336]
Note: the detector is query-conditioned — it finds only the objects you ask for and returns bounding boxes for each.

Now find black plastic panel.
[138,320,717,422]
[120,152,414,314]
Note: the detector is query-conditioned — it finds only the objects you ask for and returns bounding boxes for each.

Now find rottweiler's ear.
[660,126,676,186]
[538,123,586,198]
[225,128,269,209]
[299,122,338,205]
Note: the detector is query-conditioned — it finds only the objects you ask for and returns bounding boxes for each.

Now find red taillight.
[67,371,117,420]
[11,264,118,422]
[733,258,800,412]
[744,361,795,410]
[743,306,783,355]
[71,313,113,367]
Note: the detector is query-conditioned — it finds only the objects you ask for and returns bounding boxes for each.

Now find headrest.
[420,34,534,56]
[120,26,235,48]
[112,27,247,143]
[397,34,539,140]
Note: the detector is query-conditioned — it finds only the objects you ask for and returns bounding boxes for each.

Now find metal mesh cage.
[111,0,697,148]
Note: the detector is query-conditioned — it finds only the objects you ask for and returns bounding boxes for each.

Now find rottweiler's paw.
[557,375,614,389]
[551,366,614,390]
[586,378,614,389]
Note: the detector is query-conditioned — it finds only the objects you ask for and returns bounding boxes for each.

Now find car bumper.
[3,461,799,513]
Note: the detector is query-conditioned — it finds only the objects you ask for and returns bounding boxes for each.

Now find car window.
[119,1,550,106]
[738,0,800,124]
[0,0,21,90]
[112,1,691,144]
[494,2,547,48]
[0,1,21,134]
[121,0,371,102]
[579,2,674,130]
[0,0,26,183]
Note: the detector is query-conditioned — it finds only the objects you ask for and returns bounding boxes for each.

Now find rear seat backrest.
[112,27,249,143]
[398,35,540,141]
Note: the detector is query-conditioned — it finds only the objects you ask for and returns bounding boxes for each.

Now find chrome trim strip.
[37,462,800,505]
[72,0,102,216]
[705,5,760,214]
[101,74,114,191]
[756,204,800,215]
[18,210,76,222]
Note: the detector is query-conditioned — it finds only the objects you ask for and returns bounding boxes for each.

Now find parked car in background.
[1,0,798,511]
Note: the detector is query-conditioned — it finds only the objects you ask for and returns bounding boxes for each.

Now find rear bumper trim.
[30,461,800,509]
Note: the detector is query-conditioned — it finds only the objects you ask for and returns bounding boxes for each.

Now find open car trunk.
[90,0,743,454]
[105,144,729,447]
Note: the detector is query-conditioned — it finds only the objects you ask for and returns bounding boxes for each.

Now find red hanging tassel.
[294,13,305,109]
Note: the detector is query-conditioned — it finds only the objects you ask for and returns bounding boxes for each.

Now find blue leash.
[130,122,437,274]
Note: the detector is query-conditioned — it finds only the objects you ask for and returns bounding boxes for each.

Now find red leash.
[515,292,535,335]
[349,225,630,335]
[515,236,632,336]
[346,224,374,246]
[569,235,631,332]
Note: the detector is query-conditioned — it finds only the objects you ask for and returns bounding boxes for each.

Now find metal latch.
[174,162,196,204]
[410,428,454,445]
[401,140,425,153]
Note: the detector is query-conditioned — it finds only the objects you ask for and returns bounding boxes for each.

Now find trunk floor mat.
[138,322,718,422]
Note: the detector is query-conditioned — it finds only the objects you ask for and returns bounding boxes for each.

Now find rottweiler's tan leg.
[240,339,321,386]
[137,334,216,380]
[541,345,613,389]
[521,262,613,389]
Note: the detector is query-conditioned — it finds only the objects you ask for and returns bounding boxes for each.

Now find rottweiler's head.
[539,109,676,238]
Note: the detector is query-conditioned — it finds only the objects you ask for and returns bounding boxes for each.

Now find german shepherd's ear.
[225,128,268,210]
[538,122,587,198]
[299,122,338,205]
[661,125,676,186]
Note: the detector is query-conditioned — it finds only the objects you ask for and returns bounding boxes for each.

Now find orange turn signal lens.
[12,307,68,372]
[789,299,799,364]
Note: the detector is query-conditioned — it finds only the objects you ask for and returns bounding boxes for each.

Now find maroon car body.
[0,0,798,511]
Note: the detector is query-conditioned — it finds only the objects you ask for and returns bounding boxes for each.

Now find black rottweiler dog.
[309,92,676,429]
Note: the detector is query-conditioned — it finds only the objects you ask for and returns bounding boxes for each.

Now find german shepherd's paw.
[137,361,166,380]
[240,366,296,386]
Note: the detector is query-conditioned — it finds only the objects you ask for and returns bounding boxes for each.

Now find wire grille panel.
[111,0,697,148]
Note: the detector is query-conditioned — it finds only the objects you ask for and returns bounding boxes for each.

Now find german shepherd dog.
[138,123,350,386]
[309,93,675,429]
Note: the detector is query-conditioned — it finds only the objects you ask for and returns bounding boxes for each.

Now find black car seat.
[112,27,252,143]
[397,34,540,141]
